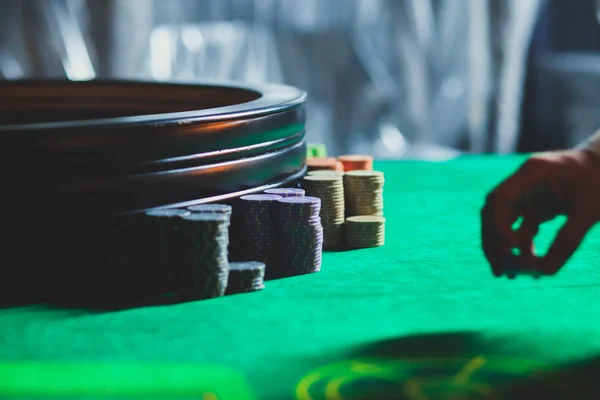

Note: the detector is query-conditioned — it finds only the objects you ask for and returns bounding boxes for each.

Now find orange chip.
[337,155,374,171]
[306,157,339,171]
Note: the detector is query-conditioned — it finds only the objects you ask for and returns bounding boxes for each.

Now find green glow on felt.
[0,362,256,399]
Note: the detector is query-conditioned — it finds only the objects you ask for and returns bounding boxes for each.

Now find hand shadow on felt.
[323,332,600,400]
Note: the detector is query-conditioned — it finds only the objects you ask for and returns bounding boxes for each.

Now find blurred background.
[1,0,600,159]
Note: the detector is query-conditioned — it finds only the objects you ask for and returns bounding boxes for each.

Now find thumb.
[540,214,594,275]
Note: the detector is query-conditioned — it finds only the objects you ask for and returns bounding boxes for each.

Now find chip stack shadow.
[239,194,282,279]
[275,196,323,277]
[344,170,385,217]
[176,213,231,300]
[301,175,345,249]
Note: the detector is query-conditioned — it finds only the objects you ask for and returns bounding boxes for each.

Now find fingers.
[539,214,594,275]
[481,160,547,273]
[515,216,540,257]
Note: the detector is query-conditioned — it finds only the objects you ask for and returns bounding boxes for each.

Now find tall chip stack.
[239,194,283,279]
[344,170,385,217]
[275,197,323,277]
[301,175,345,249]
[176,213,230,300]
[145,208,191,296]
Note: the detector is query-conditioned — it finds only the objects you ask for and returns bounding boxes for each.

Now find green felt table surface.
[2,155,600,399]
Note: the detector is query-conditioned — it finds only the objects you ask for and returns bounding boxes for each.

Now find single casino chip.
[344,170,385,218]
[338,155,374,172]
[239,194,282,279]
[345,215,385,248]
[226,261,266,294]
[176,213,231,300]
[187,203,232,217]
[264,188,305,197]
[145,208,192,295]
[275,197,323,277]
[307,170,345,178]
[307,143,327,158]
[301,176,345,250]
[306,157,344,172]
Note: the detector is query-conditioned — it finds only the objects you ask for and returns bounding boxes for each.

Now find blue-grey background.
[1,0,600,159]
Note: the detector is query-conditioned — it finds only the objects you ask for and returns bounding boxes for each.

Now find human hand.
[481,149,600,277]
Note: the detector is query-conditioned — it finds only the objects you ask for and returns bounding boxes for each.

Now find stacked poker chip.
[337,155,374,172]
[226,261,266,294]
[344,170,385,217]
[239,194,282,279]
[307,170,345,178]
[275,196,323,277]
[301,175,345,249]
[306,157,344,172]
[145,208,191,295]
[345,216,385,248]
[176,213,231,300]
[263,188,306,197]
[187,203,233,218]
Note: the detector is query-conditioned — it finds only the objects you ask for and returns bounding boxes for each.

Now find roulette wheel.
[0,80,306,293]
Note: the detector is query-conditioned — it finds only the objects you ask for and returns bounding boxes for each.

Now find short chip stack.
[226,261,266,294]
[345,216,385,248]
[276,197,323,277]
[338,155,374,172]
[187,203,232,218]
[264,188,305,197]
[307,143,327,158]
[239,194,282,279]
[344,170,385,217]
[145,208,191,295]
[301,175,345,249]
[306,157,344,172]
[176,213,230,300]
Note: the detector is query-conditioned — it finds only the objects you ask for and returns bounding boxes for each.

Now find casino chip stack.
[145,208,191,295]
[187,203,232,217]
[276,197,323,277]
[345,216,385,248]
[301,175,345,249]
[306,157,344,173]
[344,170,385,217]
[239,194,282,279]
[176,213,230,300]
[226,262,266,294]
[264,188,305,197]
[307,143,327,158]
[338,155,374,172]
[307,170,345,178]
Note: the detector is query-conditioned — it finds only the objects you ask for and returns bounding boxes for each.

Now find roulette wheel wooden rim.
[0,79,307,271]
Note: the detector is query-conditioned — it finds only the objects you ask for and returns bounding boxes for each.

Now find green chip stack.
[344,170,385,217]
[176,213,230,300]
[345,216,385,248]
[301,175,345,249]
[307,143,327,158]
